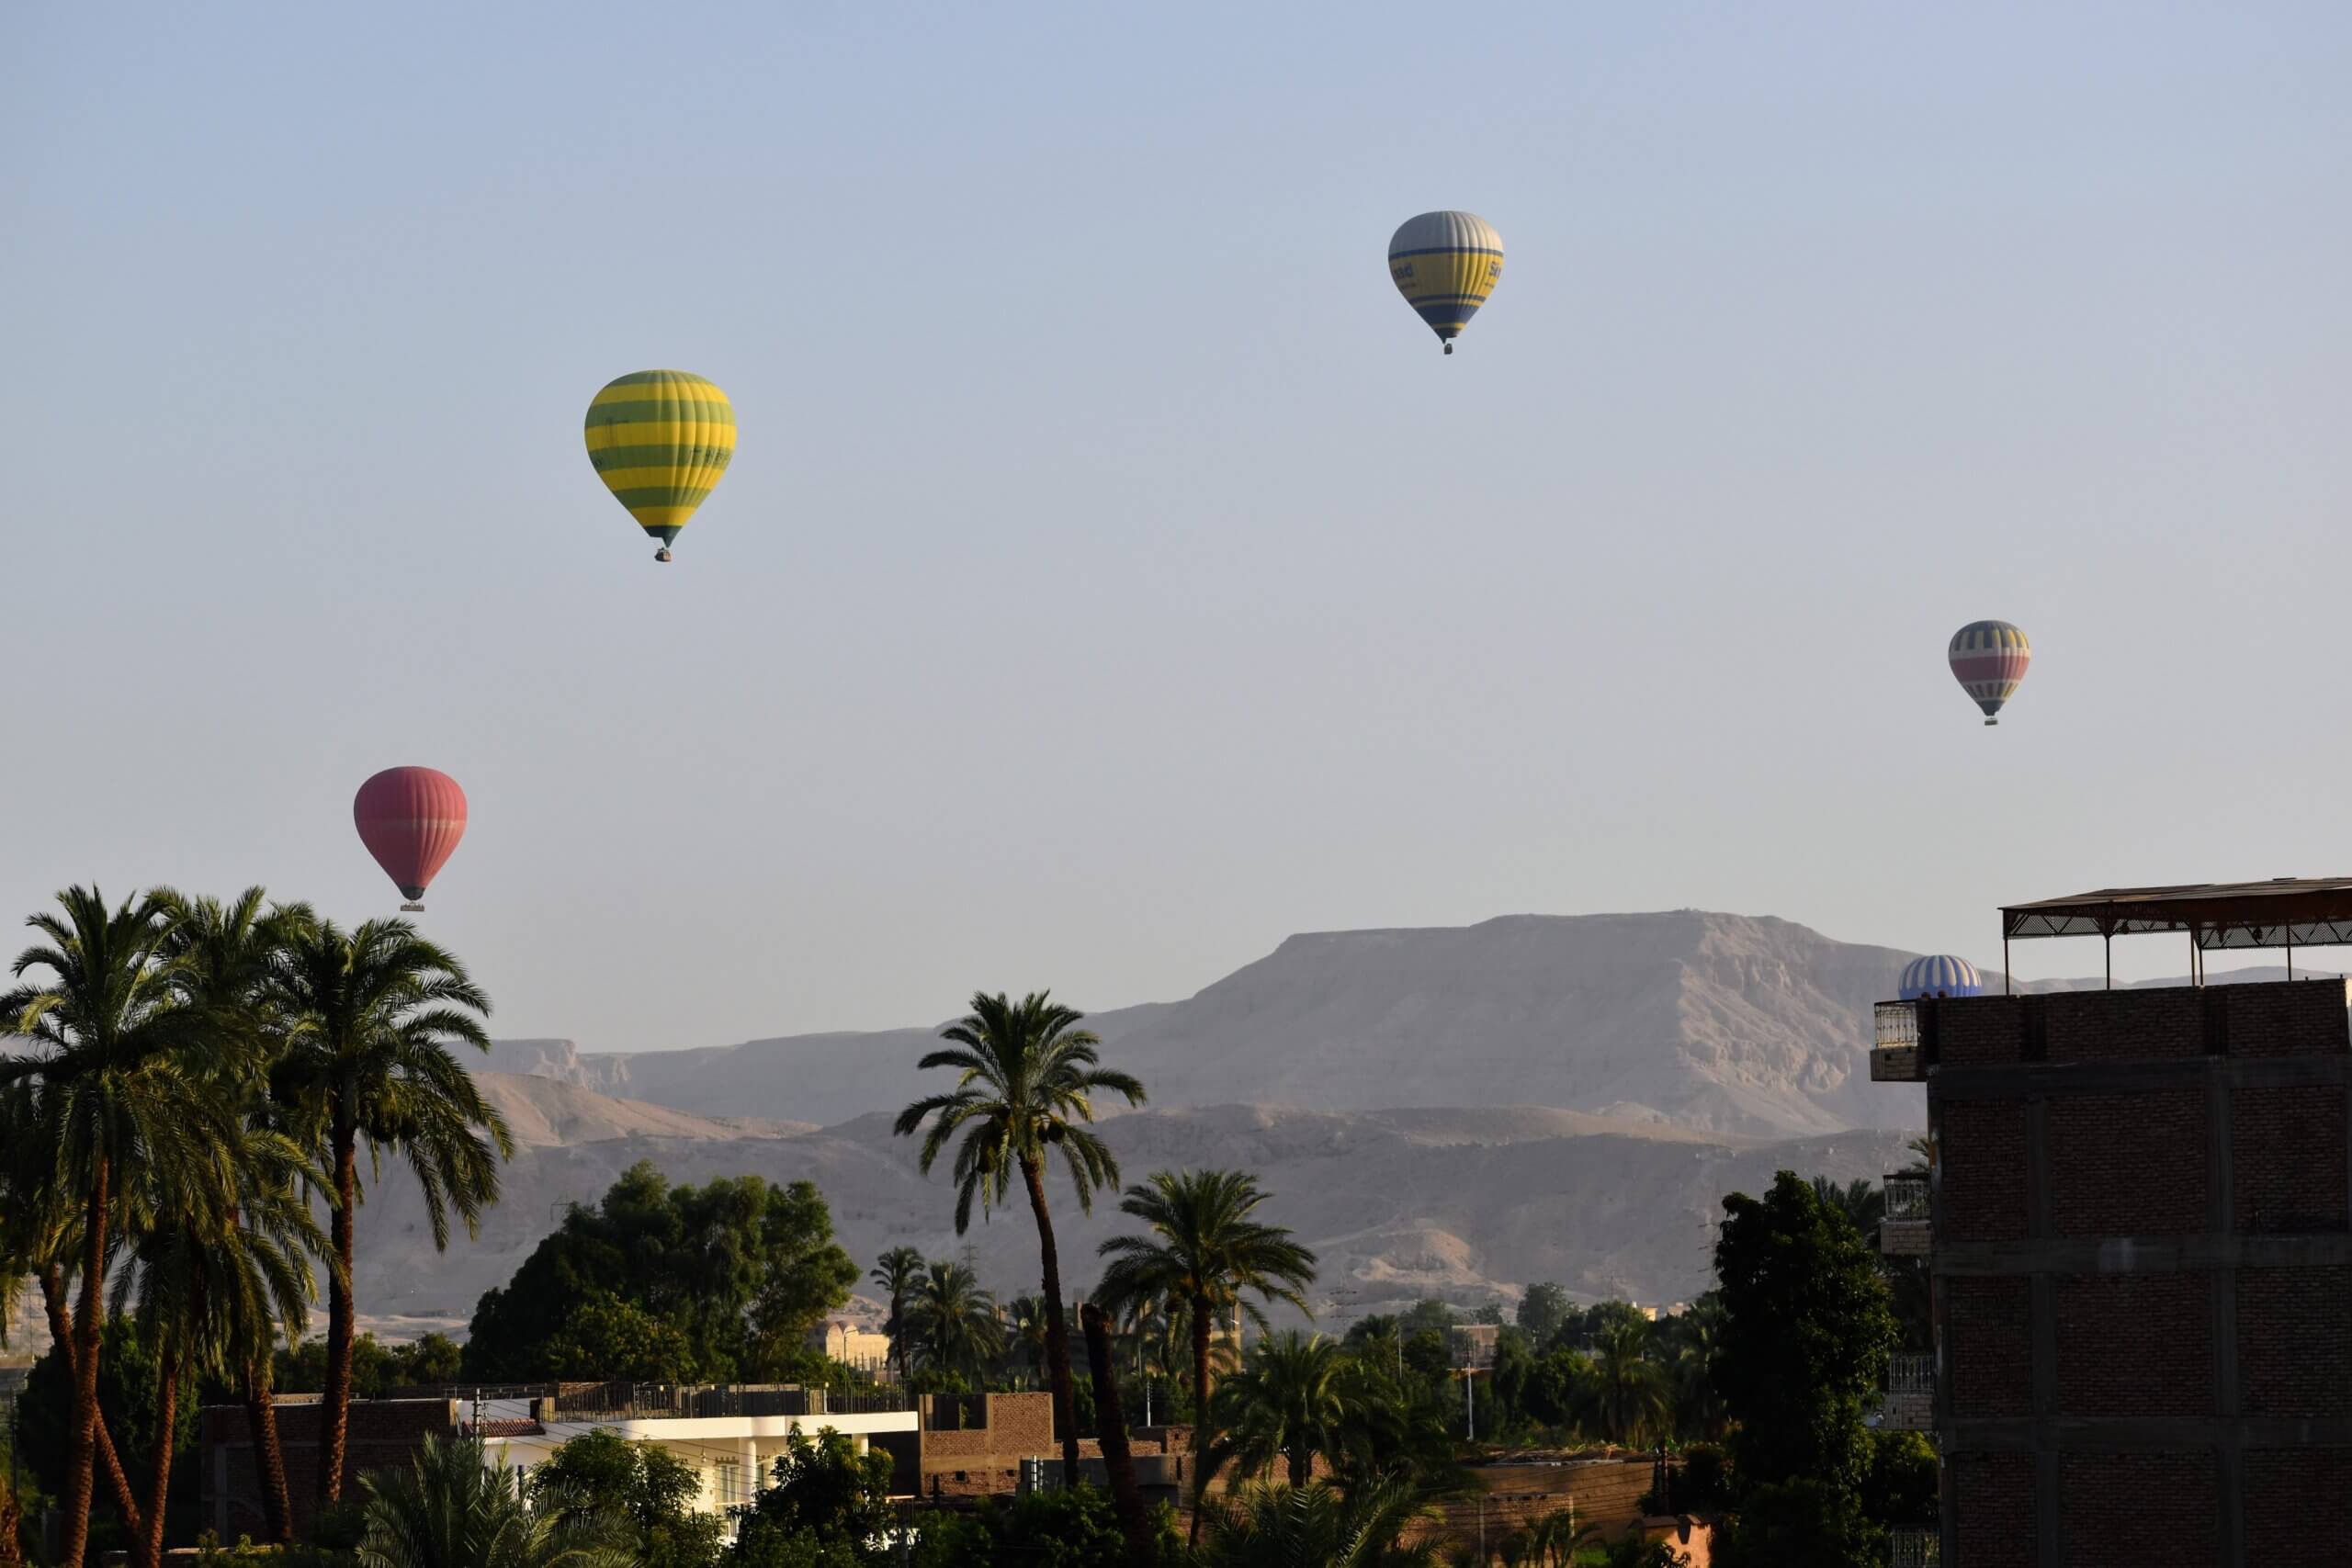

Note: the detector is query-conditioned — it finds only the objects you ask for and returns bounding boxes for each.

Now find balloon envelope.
[354,767,468,903]
[1388,211,1504,350]
[1949,620,2031,723]
[583,370,736,550]
[1900,954,1984,1000]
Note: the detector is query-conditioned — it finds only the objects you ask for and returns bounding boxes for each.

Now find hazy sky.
[6,4,2349,1049]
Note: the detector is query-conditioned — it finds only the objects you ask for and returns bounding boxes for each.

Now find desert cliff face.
[486,910,1929,1137]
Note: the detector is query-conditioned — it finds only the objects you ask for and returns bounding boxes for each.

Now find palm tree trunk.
[317,1125,357,1504]
[243,1356,293,1544]
[40,1265,143,1531]
[61,1160,109,1568]
[894,1289,911,1387]
[133,1346,180,1568]
[1080,1303,1153,1559]
[1017,1156,1083,1489]
[1288,1446,1309,1488]
[1188,1291,1213,1548]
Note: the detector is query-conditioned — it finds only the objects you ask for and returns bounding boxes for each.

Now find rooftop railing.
[1874,1001,1919,1049]
[545,1383,915,1421]
[1891,1527,1940,1567]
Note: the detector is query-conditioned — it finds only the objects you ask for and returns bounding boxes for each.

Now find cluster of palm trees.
[0,886,513,1568]
[891,992,1323,1547]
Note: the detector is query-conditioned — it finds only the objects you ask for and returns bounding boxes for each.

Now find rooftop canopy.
[2001,878,2352,950]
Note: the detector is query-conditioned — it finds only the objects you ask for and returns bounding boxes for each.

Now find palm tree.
[1508,1506,1599,1567]
[1094,1168,1317,1541]
[1212,1330,1353,1486]
[1004,1292,1050,1388]
[0,886,241,1568]
[266,916,513,1503]
[1078,1300,1156,1562]
[1193,1478,1440,1568]
[112,1126,323,1568]
[357,1434,630,1568]
[907,1260,1004,1386]
[1809,1176,1884,1247]
[869,1247,925,1385]
[1661,1295,1725,1443]
[1587,1318,1668,1447]
[156,886,317,1542]
[894,990,1145,1486]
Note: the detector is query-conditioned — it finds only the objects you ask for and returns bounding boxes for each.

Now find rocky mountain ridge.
[490,910,1932,1138]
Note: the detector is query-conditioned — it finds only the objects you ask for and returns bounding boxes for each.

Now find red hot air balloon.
[354,767,468,911]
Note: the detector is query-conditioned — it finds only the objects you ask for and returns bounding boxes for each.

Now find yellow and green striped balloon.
[582,369,735,562]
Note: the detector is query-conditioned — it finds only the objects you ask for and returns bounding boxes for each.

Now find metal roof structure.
[1998,877,2352,988]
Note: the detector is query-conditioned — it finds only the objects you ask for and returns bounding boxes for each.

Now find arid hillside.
[490,910,1934,1138]
[350,1074,1915,1339]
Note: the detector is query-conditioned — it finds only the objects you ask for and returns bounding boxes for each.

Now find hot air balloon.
[582,370,736,562]
[1387,211,1504,354]
[1900,954,1984,1000]
[1949,620,2031,725]
[354,767,468,912]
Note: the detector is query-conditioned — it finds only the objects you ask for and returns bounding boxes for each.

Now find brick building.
[1872,880,2352,1567]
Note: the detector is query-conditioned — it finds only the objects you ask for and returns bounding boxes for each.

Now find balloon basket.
[654,547,673,563]
[401,902,424,912]
[1442,343,1453,355]
[1984,719,1998,727]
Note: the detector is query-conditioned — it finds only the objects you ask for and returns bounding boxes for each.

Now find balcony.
[1881,1176,1930,1257]
[1871,1001,1924,1081]
[1890,1527,1940,1566]
[1874,1352,1935,1431]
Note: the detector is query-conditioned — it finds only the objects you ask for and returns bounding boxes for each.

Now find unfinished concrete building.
[1871,880,2352,1567]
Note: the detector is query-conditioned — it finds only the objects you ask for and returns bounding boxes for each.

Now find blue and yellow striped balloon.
[1388,211,1504,354]
[583,370,736,562]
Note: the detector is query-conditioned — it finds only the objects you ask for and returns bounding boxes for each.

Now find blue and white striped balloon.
[1899,954,1984,1000]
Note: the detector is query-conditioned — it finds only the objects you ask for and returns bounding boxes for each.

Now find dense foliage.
[909,1487,1180,1568]
[461,1161,857,1382]
[531,1431,727,1568]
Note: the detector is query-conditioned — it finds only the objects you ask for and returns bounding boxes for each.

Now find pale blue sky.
[6,3,2349,1047]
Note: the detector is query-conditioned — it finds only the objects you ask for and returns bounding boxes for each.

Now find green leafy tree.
[910,1485,1181,1568]
[1710,1479,1875,1568]
[356,1433,630,1568]
[1860,1429,1939,1529]
[279,1333,394,1399]
[386,1333,464,1387]
[731,1430,893,1562]
[1515,1283,1573,1349]
[893,990,1146,1487]
[867,1247,924,1386]
[266,915,511,1502]
[1210,1331,1353,1486]
[17,1314,198,1534]
[0,886,242,1568]
[532,1430,726,1568]
[541,1296,696,1382]
[1094,1169,1316,1543]
[1396,1300,1454,1337]
[463,1162,855,1382]
[1711,1171,1894,1495]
